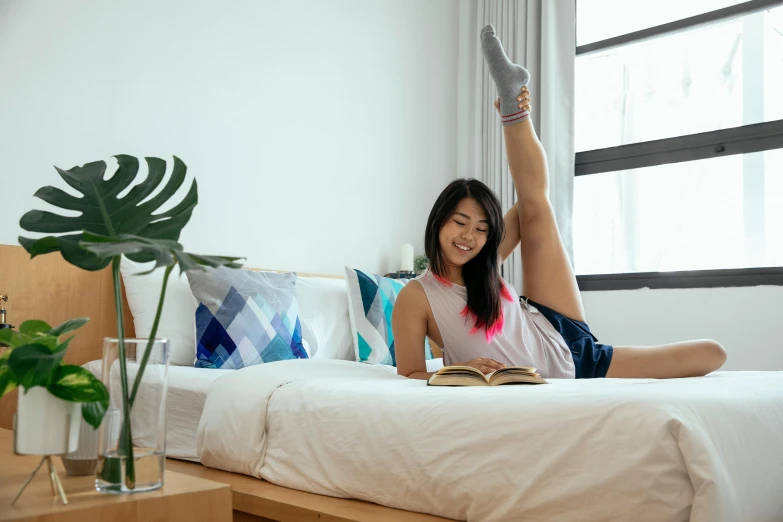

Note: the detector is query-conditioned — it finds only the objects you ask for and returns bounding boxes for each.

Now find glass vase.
[96,337,169,494]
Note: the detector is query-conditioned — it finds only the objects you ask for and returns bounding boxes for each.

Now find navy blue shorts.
[522,296,613,379]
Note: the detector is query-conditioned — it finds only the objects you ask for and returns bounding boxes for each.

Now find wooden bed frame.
[0,244,451,522]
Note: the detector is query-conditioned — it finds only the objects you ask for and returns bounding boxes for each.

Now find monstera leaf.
[19,155,197,270]
[80,233,244,273]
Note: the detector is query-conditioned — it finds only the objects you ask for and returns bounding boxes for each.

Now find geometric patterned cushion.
[187,268,308,369]
[344,267,432,366]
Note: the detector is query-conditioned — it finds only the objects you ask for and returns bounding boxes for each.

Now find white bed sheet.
[85,360,230,461]
[198,359,783,522]
[84,358,442,461]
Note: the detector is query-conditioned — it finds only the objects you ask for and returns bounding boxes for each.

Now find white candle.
[400,243,414,272]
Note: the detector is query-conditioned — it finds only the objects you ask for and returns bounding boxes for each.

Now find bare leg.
[606,340,727,378]
[502,103,586,322]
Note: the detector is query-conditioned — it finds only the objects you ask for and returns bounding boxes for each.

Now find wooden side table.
[0,429,232,522]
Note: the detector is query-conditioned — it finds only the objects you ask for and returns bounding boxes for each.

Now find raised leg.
[606,340,727,378]
[480,24,585,322]
[504,117,586,322]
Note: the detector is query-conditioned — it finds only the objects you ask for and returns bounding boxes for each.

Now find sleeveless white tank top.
[416,269,575,379]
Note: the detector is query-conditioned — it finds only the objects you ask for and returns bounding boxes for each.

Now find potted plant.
[17,155,243,493]
[0,319,107,455]
[414,254,429,275]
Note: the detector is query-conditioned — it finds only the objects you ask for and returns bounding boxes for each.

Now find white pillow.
[120,258,198,366]
[295,276,354,361]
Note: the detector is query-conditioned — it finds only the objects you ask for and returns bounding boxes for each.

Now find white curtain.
[457,0,576,292]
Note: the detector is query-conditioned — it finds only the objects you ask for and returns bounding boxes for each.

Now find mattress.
[84,360,230,461]
[198,359,783,522]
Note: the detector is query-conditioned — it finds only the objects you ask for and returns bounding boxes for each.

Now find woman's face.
[438,197,489,268]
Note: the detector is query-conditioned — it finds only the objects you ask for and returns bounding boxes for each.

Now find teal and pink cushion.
[344,267,432,366]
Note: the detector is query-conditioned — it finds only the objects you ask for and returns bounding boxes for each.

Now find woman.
[393,25,727,380]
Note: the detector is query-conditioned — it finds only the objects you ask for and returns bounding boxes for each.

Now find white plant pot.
[16,386,80,455]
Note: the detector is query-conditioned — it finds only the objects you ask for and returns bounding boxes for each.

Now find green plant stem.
[112,256,136,488]
[129,264,173,407]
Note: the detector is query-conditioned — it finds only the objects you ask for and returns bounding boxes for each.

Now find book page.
[485,367,535,380]
[437,365,485,374]
[431,365,491,385]
[436,366,488,380]
[487,367,545,385]
[489,372,546,385]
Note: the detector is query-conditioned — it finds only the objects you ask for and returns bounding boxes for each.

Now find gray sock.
[480,24,530,126]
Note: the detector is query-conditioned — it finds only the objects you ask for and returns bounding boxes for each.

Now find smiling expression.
[438,197,489,268]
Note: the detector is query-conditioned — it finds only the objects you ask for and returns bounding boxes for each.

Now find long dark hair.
[424,179,512,339]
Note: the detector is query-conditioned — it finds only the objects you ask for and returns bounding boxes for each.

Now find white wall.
[0,0,458,275]
[3,1,779,371]
[583,286,783,371]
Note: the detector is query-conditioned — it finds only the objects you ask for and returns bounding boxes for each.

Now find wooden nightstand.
[0,429,232,522]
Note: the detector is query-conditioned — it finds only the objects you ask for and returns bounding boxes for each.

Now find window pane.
[577,0,745,46]
[765,148,783,266]
[573,150,783,275]
[575,6,783,152]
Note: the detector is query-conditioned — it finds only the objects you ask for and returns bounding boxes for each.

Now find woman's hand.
[454,357,506,374]
[495,85,530,114]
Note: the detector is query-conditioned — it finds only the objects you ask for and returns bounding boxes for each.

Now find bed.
[4,243,783,522]
[197,359,783,522]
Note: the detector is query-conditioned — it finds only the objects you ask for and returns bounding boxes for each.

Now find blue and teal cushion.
[344,267,432,366]
[187,268,308,369]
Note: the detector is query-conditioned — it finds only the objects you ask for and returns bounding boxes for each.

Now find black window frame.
[574,0,783,291]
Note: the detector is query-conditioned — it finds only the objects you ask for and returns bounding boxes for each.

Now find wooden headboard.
[0,244,136,429]
[0,244,441,429]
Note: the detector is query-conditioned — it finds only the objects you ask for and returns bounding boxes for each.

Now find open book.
[428,365,548,386]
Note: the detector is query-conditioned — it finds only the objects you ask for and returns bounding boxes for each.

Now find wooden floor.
[166,459,455,522]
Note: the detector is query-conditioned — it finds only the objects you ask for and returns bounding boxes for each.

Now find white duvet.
[197,360,783,522]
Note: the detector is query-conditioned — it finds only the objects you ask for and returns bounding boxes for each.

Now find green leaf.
[48,365,108,402]
[0,329,34,348]
[0,328,58,351]
[35,336,58,351]
[172,250,244,274]
[81,401,108,429]
[48,318,89,338]
[53,335,74,354]
[19,320,52,336]
[81,233,180,270]
[0,328,25,348]
[48,365,108,428]
[79,233,244,273]
[61,233,109,271]
[8,344,66,389]
[18,155,197,271]
[20,236,61,258]
[0,358,18,399]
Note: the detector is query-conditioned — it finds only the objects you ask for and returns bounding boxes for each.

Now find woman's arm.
[393,282,435,380]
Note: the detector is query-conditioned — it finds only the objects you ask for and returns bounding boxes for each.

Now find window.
[574,0,783,286]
